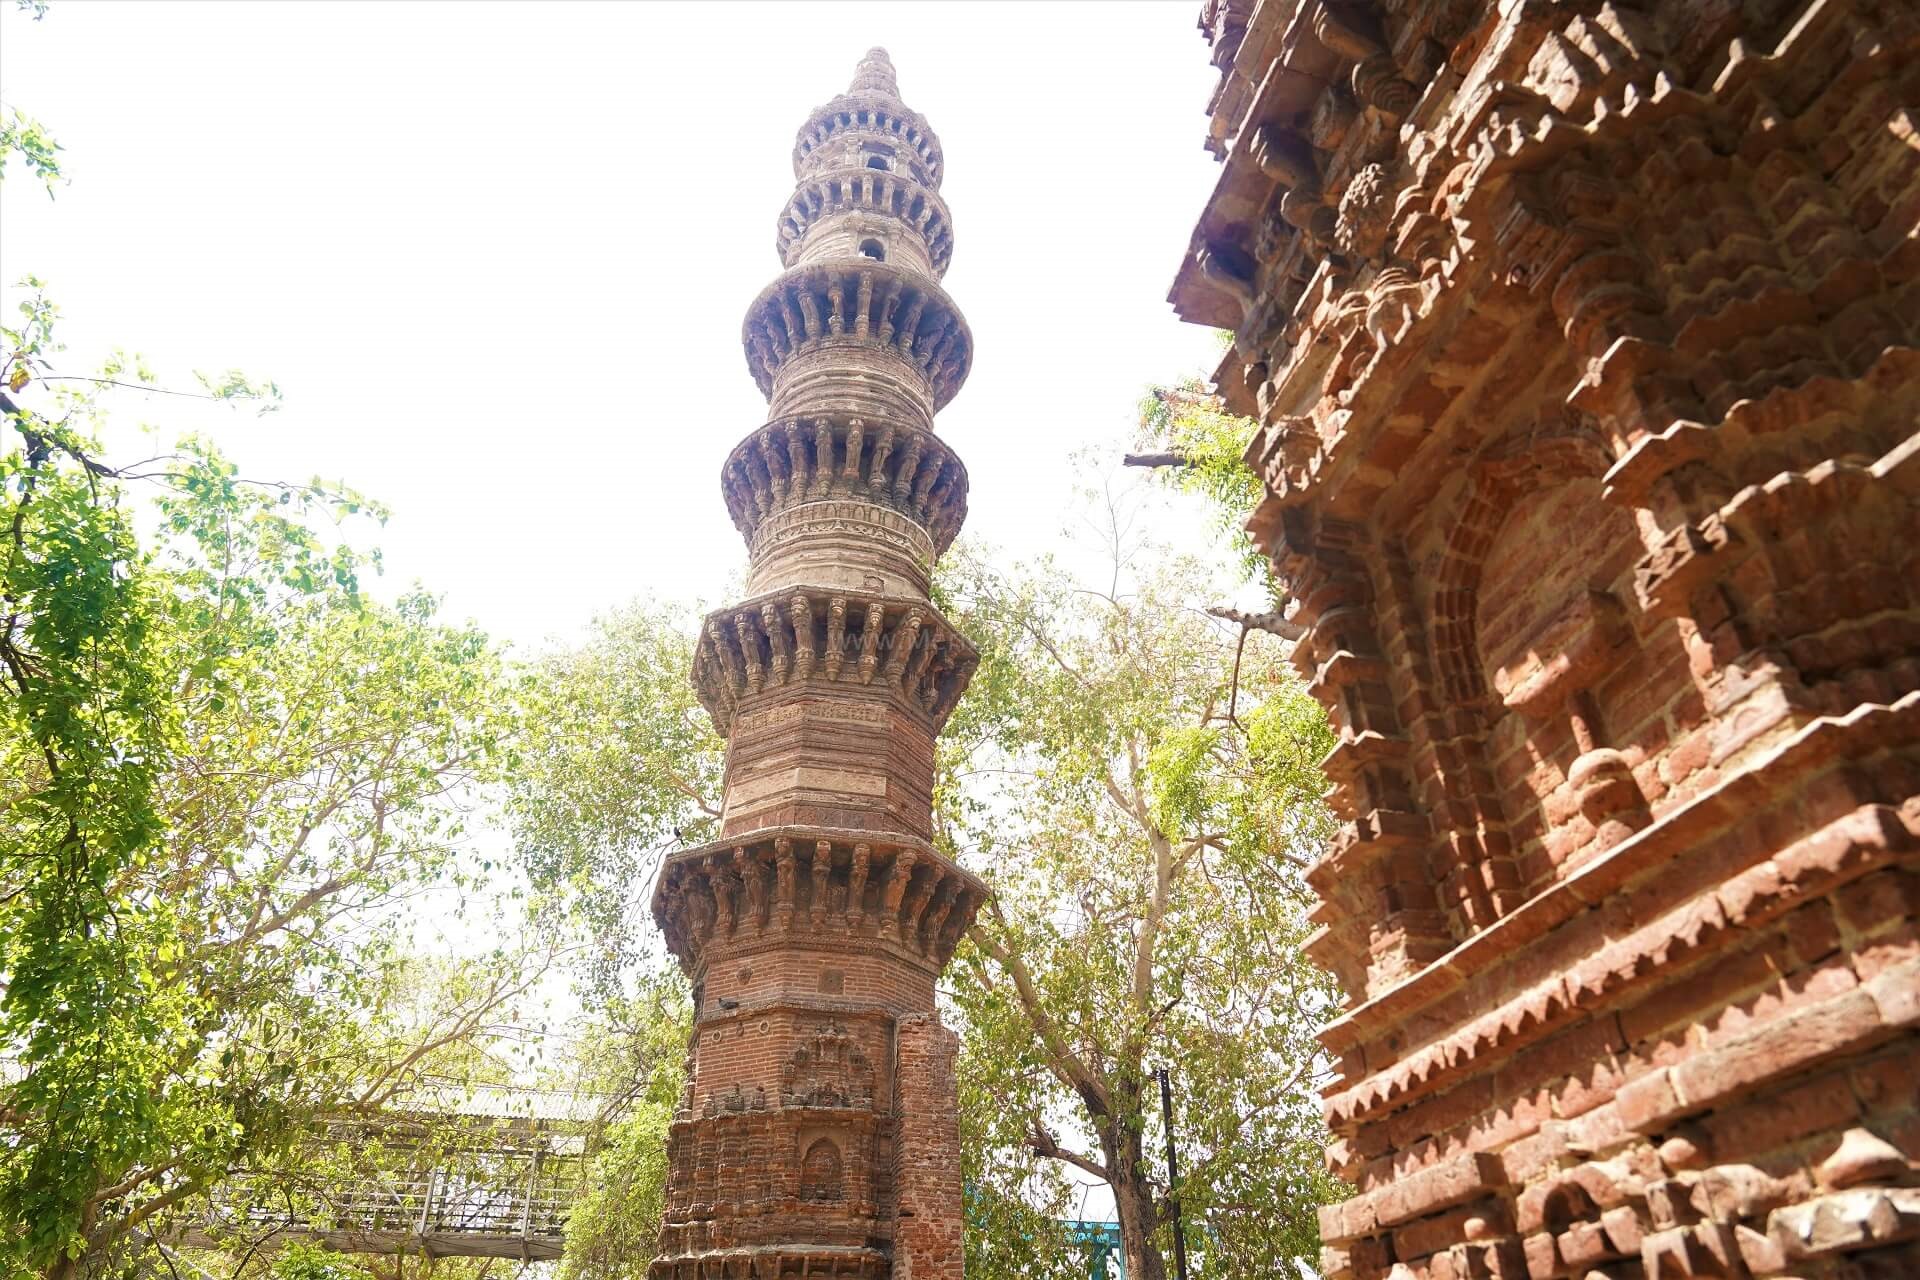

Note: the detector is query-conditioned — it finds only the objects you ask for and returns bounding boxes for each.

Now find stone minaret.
[650,49,981,1280]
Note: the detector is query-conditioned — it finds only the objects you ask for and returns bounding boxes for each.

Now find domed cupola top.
[792,47,945,189]
[848,46,900,98]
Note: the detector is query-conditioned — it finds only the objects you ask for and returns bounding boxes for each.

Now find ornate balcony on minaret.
[649,49,979,1280]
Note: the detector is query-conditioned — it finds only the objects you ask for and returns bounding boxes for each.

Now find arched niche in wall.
[1426,424,1655,904]
[799,1137,845,1203]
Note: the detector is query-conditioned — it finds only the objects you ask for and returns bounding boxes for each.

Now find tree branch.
[1206,604,1303,642]
[968,915,1111,1116]
[1028,1115,1112,1183]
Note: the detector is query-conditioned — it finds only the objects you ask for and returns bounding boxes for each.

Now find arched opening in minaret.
[859,239,885,262]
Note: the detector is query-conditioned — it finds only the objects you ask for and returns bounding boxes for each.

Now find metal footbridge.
[172,1085,600,1261]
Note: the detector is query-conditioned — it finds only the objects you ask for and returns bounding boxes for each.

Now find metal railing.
[176,1107,596,1261]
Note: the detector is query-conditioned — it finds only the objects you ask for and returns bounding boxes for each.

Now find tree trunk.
[1103,1122,1169,1280]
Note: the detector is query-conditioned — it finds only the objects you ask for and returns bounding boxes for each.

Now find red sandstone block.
[1394,1200,1504,1261]
[1733,1221,1787,1274]
[1617,1068,1687,1135]
[1605,1205,1651,1258]
[1500,1125,1570,1186]
[1620,944,1780,1045]
[1865,958,1920,1028]
[1834,867,1920,936]
[1568,1095,1631,1156]
[1477,1238,1529,1279]
[1702,954,1860,1045]
[1699,1067,1862,1160]
[1703,855,1788,936]
[1502,1014,1628,1092]
[1323,1192,1379,1243]
[1461,1087,1554,1155]
[1694,1160,1807,1221]
[1847,1039,1920,1113]
[1782,898,1842,966]
[1853,921,1920,981]
[1674,986,1886,1112]
[1663,728,1714,789]
[1372,1150,1507,1229]
[1389,1076,1496,1148]
[1520,1231,1558,1280]
[1552,1054,1630,1119]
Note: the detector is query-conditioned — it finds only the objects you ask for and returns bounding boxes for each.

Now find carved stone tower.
[650,50,981,1280]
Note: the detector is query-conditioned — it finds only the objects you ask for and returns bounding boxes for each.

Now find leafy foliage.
[499,604,721,1276]
[1133,382,1273,602]
[0,110,62,194]
[270,1243,372,1280]
[506,599,723,995]
[1,280,546,1275]
[2,3,62,194]
[941,541,1344,1280]
[555,971,693,1280]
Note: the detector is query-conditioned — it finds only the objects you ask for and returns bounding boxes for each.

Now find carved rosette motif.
[651,50,981,1280]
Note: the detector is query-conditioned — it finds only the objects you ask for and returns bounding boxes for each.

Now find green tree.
[552,971,692,1280]
[940,538,1343,1280]
[1,2,62,195]
[0,280,550,1275]
[507,600,723,994]
[502,601,718,1279]
[1130,380,1273,602]
[270,1243,371,1280]
[3,43,560,1266]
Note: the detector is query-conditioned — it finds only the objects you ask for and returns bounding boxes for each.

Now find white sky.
[2,0,1228,654]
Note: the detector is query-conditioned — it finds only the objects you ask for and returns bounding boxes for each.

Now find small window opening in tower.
[866,156,890,171]
[859,239,885,261]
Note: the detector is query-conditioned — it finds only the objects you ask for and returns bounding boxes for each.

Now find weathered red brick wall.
[891,1014,966,1280]
[1172,0,1920,1275]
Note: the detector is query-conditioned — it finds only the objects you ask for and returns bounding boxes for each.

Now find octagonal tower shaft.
[650,52,979,1280]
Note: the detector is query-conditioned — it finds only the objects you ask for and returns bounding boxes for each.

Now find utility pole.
[1158,1066,1190,1280]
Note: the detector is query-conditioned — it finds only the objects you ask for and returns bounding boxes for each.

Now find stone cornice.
[1317,690,1919,1083]
[742,261,972,411]
[691,587,977,736]
[778,167,954,276]
[793,94,943,188]
[652,825,987,977]
[721,416,967,558]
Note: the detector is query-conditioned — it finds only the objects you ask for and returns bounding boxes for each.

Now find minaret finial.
[849,47,899,98]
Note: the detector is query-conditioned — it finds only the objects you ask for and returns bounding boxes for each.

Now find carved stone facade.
[1173,2,1918,1278]
[651,50,980,1280]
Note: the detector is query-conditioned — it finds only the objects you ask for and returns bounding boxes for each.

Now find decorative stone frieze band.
[722,416,967,559]
[1171,1,1920,1277]
[653,828,985,975]
[793,90,943,189]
